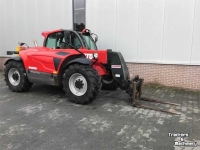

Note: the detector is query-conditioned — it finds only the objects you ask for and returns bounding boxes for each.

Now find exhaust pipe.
[33,39,38,47]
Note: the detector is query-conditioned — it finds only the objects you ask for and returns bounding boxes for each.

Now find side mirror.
[95,36,98,43]
[91,33,98,43]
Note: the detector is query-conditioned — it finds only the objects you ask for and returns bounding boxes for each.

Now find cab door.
[27,31,65,85]
[28,32,61,74]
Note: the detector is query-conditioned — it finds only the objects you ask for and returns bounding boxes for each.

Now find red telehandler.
[4,29,180,114]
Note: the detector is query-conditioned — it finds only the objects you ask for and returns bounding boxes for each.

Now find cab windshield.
[79,34,97,50]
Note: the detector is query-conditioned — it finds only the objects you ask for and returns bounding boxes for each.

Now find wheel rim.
[8,68,20,86]
[69,73,87,96]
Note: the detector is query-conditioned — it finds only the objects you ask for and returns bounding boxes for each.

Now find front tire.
[63,64,101,104]
[4,60,33,92]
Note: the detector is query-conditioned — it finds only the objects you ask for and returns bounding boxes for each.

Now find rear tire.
[102,75,119,90]
[63,64,101,104]
[4,60,32,92]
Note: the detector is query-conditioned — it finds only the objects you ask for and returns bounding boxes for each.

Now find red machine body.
[19,47,108,76]
[16,28,109,78]
[5,28,130,89]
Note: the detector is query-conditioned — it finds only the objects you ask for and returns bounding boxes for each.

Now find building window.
[73,0,85,31]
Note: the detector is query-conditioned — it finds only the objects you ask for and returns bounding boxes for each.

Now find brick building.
[0,0,199,90]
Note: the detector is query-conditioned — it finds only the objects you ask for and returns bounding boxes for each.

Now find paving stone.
[174,146,184,150]
[0,71,199,150]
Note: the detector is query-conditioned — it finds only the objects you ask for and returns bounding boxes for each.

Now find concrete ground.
[0,71,200,150]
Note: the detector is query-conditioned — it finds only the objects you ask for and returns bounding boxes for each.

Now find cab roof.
[41,29,88,38]
[41,29,82,38]
[41,29,62,38]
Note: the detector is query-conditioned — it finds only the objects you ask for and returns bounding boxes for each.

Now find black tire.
[102,75,119,90]
[98,79,102,93]
[63,64,101,104]
[94,69,102,93]
[4,60,33,92]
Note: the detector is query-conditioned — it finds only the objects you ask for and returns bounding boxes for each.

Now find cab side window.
[46,33,57,48]
[45,31,82,49]
[46,32,66,49]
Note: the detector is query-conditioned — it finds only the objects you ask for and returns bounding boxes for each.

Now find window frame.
[69,30,86,48]
[44,30,86,49]
[45,32,58,49]
[44,31,65,49]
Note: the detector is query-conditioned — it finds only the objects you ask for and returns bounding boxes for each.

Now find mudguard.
[4,56,22,65]
[64,58,92,68]
[62,57,106,76]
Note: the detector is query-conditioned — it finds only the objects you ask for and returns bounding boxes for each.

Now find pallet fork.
[128,76,180,115]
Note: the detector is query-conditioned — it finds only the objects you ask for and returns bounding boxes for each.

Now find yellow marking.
[15,46,21,56]
[16,46,21,52]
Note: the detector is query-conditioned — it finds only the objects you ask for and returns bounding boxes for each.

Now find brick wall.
[0,57,10,71]
[127,63,200,90]
[0,57,199,90]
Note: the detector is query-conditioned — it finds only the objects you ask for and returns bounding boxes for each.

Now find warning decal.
[111,65,121,68]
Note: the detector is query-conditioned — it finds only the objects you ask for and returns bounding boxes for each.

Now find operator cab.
[43,29,97,50]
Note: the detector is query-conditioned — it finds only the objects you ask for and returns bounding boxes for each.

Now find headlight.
[93,52,98,59]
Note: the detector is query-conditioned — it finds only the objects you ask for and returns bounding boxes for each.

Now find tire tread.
[4,60,32,92]
[63,64,101,104]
